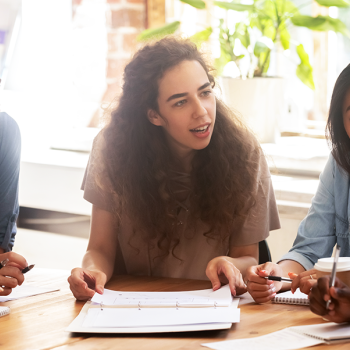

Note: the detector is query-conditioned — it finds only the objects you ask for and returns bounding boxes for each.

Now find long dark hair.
[93,37,260,256]
[326,64,350,175]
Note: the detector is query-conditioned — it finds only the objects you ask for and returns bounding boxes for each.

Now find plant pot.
[219,77,286,143]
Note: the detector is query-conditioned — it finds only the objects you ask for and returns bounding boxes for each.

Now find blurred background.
[0,0,349,269]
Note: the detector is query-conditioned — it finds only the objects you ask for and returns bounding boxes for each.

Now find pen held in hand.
[22,264,35,274]
[265,276,293,283]
[326,245,341,310]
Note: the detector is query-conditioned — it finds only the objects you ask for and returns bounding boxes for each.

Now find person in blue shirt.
[245,63,350,303]
[0,112,27,295]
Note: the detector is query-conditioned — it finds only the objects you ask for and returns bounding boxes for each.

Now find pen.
[22,264,35,274]
[326,245,341,310]
[265,276,293,283]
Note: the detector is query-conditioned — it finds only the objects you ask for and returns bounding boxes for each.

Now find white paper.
[202,328,325,350]
[66,302,234,333]
[290,322,350,341]
[83,305,240,328]
[91,285,232,307]
[0,283,59,302]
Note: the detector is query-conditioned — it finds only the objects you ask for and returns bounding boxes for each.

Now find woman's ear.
[147,109,164,126]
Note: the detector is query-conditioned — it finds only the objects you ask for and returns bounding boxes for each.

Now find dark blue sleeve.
[0,112,21,252]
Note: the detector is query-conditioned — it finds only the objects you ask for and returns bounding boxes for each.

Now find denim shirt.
[278,153,350,271]
[0,112,21,252]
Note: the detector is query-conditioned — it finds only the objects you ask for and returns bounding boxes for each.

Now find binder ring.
[100,302,103,311]
[138,302,141,310]
[176,301,179,310]
[214,302,217,309]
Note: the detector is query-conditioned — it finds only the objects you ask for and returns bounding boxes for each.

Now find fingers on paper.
[68,268,95,301]
[206,264,222,292]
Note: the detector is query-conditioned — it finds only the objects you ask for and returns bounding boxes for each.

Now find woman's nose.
[193,98,207,118]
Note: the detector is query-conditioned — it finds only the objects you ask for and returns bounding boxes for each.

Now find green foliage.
[180,0,206,9]
[291,15,350,38]
[315,0,350,7]
[296,44,315,90]
[190,27,213,45]
[214,1,254,11]
[137,0,350,89]
[137,21,181,41]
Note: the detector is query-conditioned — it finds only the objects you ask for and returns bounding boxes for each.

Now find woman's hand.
[206,256,247,296]
[0,252,28,296]
[289,268,317,295]
[68,268,107,301]
[309,276,350,323]
[245,262,284,303]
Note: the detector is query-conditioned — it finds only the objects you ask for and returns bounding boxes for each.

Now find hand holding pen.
[0,252,34,296]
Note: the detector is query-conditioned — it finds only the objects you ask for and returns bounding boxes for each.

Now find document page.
[91,284,232,307]
[202,328,325,350]
[0,284,59,302]
[83,305,240,328]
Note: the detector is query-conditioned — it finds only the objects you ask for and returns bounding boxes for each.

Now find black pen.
[22,264,35,274]
[265,276,293,283]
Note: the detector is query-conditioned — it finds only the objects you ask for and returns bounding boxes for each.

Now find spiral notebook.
[272,288,309,305]
[0,306,10,317]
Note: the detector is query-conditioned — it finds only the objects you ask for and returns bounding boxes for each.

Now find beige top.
[82,143,280,281]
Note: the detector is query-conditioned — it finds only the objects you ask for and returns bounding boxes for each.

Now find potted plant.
[138,0,350,142]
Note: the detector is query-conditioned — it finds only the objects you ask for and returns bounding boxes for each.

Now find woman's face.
[149,60,216,159]
[342,88,350,137]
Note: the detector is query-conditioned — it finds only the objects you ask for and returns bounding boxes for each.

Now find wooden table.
[1,268,348,350]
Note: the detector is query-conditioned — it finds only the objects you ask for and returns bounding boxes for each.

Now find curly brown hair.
[94,37,261,256]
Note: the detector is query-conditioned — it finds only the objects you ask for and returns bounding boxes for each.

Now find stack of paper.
[67,285,240,333]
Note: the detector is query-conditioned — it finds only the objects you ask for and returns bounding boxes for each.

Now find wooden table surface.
[0,268,348,350]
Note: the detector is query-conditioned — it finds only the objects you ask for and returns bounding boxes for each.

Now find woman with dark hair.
[68,37,280,301]
[246,64,350,304]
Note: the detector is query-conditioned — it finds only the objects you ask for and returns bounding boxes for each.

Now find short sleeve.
[81,134,115,213]
[0,112,21,252]
[230,151,281,246]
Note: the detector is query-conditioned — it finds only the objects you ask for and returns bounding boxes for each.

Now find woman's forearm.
[82,249,115,282]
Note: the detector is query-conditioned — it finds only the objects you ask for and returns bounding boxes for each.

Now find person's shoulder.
[0,112,21,144]
[0,112,20,134]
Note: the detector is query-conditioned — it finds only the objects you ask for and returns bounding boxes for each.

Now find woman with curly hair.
[68,37,280,300]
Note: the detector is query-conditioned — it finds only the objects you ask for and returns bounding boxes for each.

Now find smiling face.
[148,60,216,161]
[343,88,350,138]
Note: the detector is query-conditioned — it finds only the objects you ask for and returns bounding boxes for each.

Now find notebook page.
[82,305,240,328]
[272,288,309,305]
[91,285,232,307]
[202,328,325,350]
[0,306,10,317]
[290,322,350,341]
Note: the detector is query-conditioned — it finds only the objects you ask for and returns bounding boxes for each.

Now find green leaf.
[214,1,254,12]
[253,37,273,56]
[280,27,291,50]
[180,0,206,9]
[137,21,181,41]
[190,27,213,45]
[296,44,315,90]
[291,15,350,38]
[315,0,350,7]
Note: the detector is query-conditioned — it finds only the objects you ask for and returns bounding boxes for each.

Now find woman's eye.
[201,90,212,97]
[174,100,186,107]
